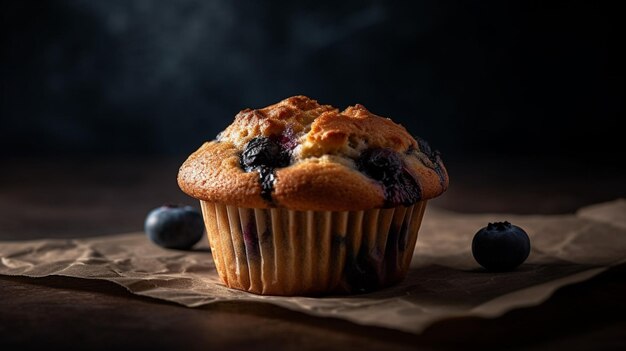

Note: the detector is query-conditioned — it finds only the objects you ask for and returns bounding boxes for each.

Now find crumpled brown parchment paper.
[1,199,625,334]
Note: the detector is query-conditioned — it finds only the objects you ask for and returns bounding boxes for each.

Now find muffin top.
[178,96,448,211]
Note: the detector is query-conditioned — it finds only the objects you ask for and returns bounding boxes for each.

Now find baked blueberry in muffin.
[178,96,448,295]
[179,95,447,211]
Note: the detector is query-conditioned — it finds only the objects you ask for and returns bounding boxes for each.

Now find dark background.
[2,3,626,350]
[1,0,623,162]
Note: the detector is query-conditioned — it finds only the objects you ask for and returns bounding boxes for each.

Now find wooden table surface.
[1,157,625,350]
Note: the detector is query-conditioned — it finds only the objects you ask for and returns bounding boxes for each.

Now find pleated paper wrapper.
[1,199,625,334]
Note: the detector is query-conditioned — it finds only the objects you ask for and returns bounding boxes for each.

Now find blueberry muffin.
[178,96,448,295]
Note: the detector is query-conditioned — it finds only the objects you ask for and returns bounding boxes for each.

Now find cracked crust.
[178,96,448,211]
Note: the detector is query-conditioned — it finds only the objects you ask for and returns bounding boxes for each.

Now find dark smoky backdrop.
[1,0,623,163]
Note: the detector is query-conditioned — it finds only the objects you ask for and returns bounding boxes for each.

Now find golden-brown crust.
[177,141,268,209]
[273,159,386,211]
[217,96,335,150]
[302,104,416,158]
[178,96,448,211]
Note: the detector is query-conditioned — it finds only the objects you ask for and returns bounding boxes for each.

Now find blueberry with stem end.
[472,221,531,271]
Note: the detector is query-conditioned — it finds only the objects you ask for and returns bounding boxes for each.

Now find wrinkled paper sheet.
[1,199,625,334]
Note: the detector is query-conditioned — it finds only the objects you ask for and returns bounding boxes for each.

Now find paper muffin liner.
[200,201,427,296]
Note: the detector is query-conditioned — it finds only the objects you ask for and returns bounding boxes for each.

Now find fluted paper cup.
[200,201,427,296]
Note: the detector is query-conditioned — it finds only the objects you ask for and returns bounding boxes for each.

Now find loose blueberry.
[357,148,421,207]
[144,205,204,250]
[472,221,531,271]
[241,137,290,172]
